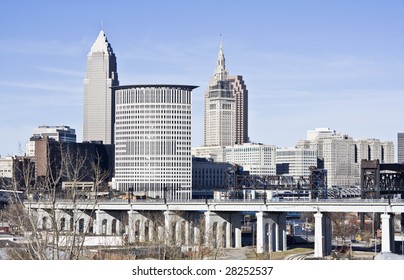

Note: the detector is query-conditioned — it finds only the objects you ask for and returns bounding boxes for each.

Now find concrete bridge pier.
[127,210,203,246]
[164,210,203,247]
[381,213,395,253]
[204,211,241,248]
[314,212,332,258]
[54,209,73,231]
[256,212,287,254]
[232,212,242,248]
[36,208,96,234]
[95,210,122,236]
[73,210,94,234]
[36,208,51,230]
[128,210,161,243]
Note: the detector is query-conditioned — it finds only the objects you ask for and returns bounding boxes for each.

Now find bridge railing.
[23,197,404,205]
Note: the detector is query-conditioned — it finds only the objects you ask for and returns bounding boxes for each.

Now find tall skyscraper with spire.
[204,44,248,147]
[83,30,119,144]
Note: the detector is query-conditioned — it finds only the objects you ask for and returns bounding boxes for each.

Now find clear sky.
[0,0,403,157]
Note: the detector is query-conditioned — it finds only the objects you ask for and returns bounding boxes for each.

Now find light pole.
[373,212,377,256]
[267,225,272,260]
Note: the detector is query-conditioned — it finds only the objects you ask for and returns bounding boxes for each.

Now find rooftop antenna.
[220,33,222,48]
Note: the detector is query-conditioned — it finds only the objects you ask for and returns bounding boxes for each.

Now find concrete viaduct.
[25,199,404,258]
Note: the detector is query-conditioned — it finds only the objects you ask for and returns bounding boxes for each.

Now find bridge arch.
[111,219,117,235]
[42,217,49,230]
[78,218,85,233]
[101,219,107,235]
[60,218,66,231]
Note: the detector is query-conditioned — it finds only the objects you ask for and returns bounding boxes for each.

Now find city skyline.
[1,0,403,157]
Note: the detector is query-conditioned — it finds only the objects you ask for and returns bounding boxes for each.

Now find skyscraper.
[398,133,404,163]
[83,30,119,144]
[113,84,197,200]
[204,45,249,147]
[228,75,249,144]
[204,44,236,147]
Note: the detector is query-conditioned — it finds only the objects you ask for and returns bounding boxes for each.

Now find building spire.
[217,34,225,69]
[212,36,227,83]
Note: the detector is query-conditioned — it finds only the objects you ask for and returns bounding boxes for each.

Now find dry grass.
[255,247,313,260]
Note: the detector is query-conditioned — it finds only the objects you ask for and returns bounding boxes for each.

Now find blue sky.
[0,0,403,157]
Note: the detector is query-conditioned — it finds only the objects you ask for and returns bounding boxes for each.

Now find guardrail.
[24,197,404,205]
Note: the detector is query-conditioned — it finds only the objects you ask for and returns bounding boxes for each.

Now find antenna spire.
[220,33,222,48]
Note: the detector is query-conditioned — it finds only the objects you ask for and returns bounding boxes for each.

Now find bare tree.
[2,140,108,260]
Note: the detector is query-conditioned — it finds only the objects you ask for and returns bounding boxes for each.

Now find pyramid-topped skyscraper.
[83,30,119,144]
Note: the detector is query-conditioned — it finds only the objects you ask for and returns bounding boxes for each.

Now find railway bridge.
[25,198,404,258]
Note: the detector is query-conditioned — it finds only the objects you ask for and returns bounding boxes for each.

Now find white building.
[83,30,119,145]
[381,141,395,163]
[224,143,277,176]
[0,157,13,178]
[307,127,336,141]
[113,84,197,200]
[355,139,394,164]
[192,143,276,176]
[302,128,395,187]
[32,125,76,143]
[276,147,317,177]
[25,125,76,156]
[191,146,225,162]
[354,139,394,185]
[320,135,357,187]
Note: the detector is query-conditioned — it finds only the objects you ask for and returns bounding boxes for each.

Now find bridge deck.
[25,198,404,213]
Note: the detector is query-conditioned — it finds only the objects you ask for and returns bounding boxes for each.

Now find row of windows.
[116,109,191,115]
[116,88,192,105]
[116,151,190,157]
[116,130,191,136]
[116,171,191,176]
[116,158,190,165]
[116,182,191,190]
[116,120,191,125]
[116,114,191,120]
[117,104,190,110]
[116,125,190,130]
[116,182,191,188]
[115,135,189,140]
[115,159,190,165]
[208,87,233,98]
